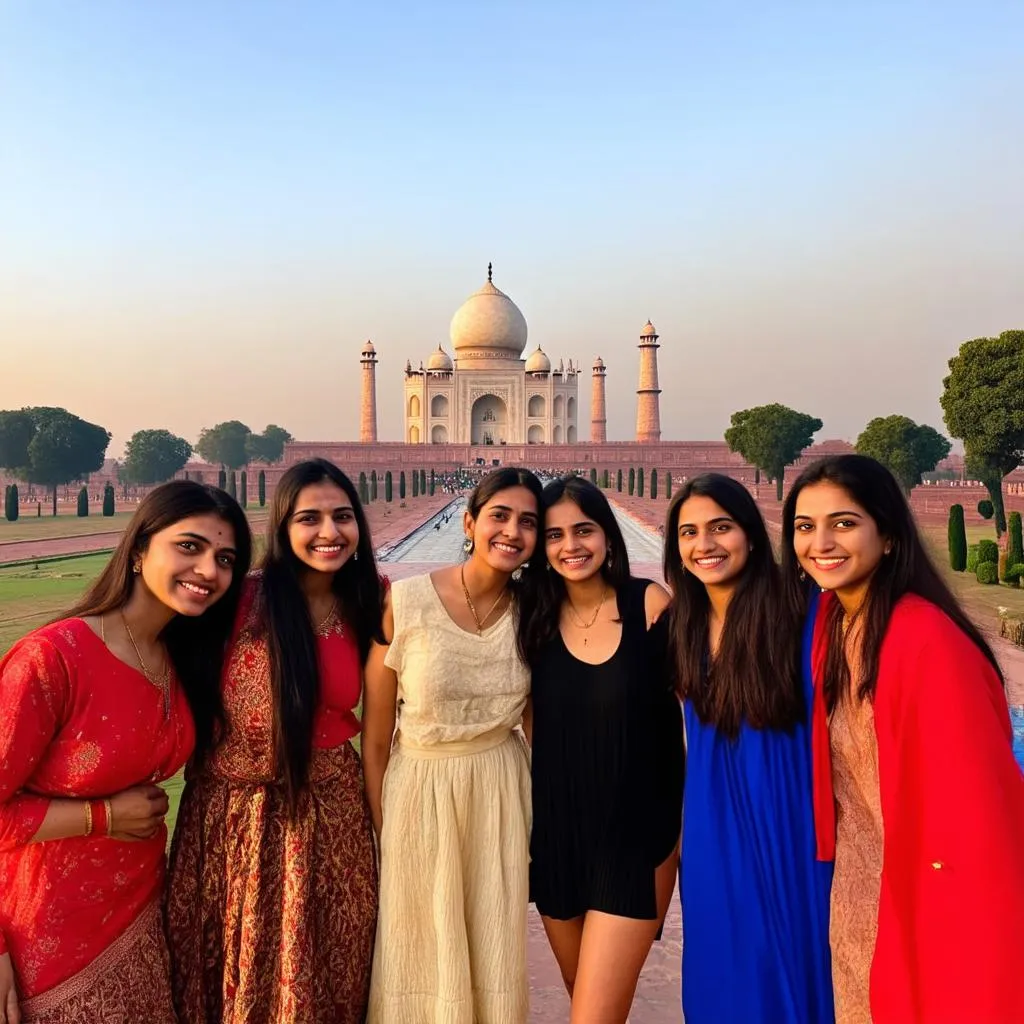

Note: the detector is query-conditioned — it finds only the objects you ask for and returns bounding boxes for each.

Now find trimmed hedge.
[978,499,994,520]
[1006,563,1024,586]
[976,561,999,584]
[102,484,115,517]
[977,539,999,565]
[966,544,980,573]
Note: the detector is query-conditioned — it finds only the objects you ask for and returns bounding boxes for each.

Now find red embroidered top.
[205,577,362,786]
[0,619,195,996]
[811,592,1024,1022]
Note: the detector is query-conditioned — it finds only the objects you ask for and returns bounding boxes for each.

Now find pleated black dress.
[529,577,685,921]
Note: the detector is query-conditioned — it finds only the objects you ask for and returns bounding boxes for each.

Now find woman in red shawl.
[0,481,251,1024]
[782,454,1024,1023]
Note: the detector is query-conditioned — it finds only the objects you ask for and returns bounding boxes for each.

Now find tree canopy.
[940,330,1024,534]
[123,428,193,484]
[0,407,111,515]
[196,420,252,469]
[855,415,951,494]
[246,424,293,463]
[724,403,822,500]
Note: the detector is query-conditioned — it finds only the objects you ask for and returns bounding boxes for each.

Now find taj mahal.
[359,264,663,448]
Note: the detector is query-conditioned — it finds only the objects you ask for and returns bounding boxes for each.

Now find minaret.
[591,357,607,443]
[635,320,661,443]
[360,340,378,443]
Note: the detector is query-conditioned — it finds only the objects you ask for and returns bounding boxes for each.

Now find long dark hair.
[259,458,384,813]
[518,475,632,666]
[662,473,803,737]
[65,480,252,764]
[781,454,1004,708]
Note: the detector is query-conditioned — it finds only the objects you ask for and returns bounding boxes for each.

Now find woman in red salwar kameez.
[0,481,251,1024]
[167,458,384,1024]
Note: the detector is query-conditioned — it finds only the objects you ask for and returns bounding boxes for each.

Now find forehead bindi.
[168,515,235,548]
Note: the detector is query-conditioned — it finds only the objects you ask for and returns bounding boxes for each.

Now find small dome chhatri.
[640,320,658,339]
[525,345,551,374]
[427,345,453,371]
[449,263,528,360]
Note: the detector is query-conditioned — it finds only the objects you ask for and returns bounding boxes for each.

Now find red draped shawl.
[810,592,1024,1022]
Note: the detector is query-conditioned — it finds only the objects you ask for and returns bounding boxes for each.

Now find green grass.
[0,512,135,543]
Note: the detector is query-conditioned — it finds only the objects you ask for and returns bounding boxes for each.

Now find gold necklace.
[118,611,171,718]
[460,565,507,636]
[567,586,608,645]
[313,599,338,635]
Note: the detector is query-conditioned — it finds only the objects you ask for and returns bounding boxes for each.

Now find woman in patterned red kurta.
[0,481,251,1024]
[167,459,385,1024]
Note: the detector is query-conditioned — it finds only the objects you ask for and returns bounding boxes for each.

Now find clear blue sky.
[2,1,1021,453]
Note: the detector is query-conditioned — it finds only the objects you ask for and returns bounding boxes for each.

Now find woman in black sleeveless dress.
[518,476,684,1024]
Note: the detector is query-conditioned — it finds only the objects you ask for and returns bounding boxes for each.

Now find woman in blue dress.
[661,473,833,1022]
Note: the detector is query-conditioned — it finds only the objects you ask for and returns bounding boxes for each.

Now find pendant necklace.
[117,612,172,718]
[460,565,507,635]
[567,586,607,645]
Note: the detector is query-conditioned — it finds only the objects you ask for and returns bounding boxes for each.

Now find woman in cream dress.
[362,467,542,1024]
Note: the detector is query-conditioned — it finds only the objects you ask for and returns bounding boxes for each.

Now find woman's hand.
[0,953,20,1024]
[108,785,169,841]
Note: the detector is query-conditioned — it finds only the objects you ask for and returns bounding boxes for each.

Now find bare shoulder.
[644,581,671,626]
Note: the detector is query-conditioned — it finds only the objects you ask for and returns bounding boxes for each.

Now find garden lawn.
[0,512,135,543]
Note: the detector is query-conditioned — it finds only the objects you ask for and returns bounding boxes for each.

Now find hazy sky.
[2,1,1021,456]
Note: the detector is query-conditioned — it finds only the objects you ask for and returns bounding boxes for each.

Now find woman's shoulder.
[1,618,86,681]
[887,594,975,653]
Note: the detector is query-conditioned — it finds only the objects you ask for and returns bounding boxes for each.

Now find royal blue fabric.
[679,593,834,1022]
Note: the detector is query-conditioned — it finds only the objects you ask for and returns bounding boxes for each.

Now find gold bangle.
[84,800,93,837]
[104,799,113,836]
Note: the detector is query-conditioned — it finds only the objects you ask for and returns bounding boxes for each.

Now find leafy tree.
[123,428,192,484]
[947,504,967,571]
[855,415,952,495]
[102,484,115,517]
[77,486,89,517]
[940,330,1024,535]
[385,471,393,502]
[399,472,406,500]
[0,407,111,515]
[240,470,248,508]
[246,424,293,464]
[227,471,237,499]
[196,420,252,470]
[724,403,823,501]
[628,468,635,495]
[258,470,266,507]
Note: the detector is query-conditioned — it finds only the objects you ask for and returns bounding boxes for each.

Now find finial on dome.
[487,261,493,282]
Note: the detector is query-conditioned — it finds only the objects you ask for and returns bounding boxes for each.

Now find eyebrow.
[678,516,733,529]
[491,504,537,516]
[793,510,863,521]
[548,519,595,530]
[292,505,354,517]
[176,531,238,554]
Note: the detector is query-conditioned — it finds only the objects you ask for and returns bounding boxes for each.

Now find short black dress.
[529,577,685,921]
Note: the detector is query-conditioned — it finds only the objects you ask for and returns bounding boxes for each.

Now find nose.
[504,517,523,540]
[194,549,218,579]
[694,530,717,553]
[809,527,836,554]
[318,516,340,539]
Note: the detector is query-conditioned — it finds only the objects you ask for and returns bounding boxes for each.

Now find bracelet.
[104,798,113,836]
[84,801,93,837]
[90,799,107,837]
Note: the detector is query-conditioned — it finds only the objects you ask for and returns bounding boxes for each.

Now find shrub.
[978,499,994,520]
[947,504,967,571]
[258,470,266,506]
[102,484,115,517]
[966,544,980,573]
[77,486,89,517]
[977,539,999,565]
[976,561,999,585]
[1005,563,1024,587]
[240,471,248,508]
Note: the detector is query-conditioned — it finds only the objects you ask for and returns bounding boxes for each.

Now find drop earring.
[463,537,474,555]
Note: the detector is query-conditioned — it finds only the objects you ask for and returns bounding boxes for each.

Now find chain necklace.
[566,586,608,645]
[460,564,507,636]
[118,611,171,718]
[313,598,338,636]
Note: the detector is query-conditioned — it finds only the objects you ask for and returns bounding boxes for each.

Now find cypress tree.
[666,472,672,499]
[651,469,658,499]
[1007,511,1023,582]
[240,470,248,508]
[628,468,635,495]
[371,471,378,501]
[4,485,14,522]
[429,468,435,496]
[400,472,406,500]
[77,486,89,517]
[637,468,645,497]
[227,471,237,499]
[420,469,426,493]
[359,472,369,504]
[413,472,419,498]
[258,471,266,506]
[385,471,393,502]
[947,504,967,571]
[218,468,227,490]
[616,469,623,492]
[102,484,115,517]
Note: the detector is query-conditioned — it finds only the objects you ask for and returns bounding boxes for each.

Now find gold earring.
[133,563,142,575]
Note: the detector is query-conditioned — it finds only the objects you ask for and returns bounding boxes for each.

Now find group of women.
[1,453,1022,1024]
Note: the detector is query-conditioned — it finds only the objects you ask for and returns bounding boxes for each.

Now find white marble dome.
[450,269,528,360]
[525,345,551,374]
[640,320,658,338]
[427,344,453,371]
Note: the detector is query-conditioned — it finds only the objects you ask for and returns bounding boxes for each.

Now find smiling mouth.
[694,555,727,569]
[561,555,591,568]
[311,544,344,555]
[491,542,521,555]
[178,580,212,597]
[811,556,848,570]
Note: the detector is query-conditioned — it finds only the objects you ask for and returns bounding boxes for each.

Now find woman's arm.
[644,582,671,628]
[521,696,533,746]
[361,591,398,840]
[0,949,20,1024]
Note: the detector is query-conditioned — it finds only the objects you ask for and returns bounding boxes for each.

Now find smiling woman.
[0,481,252,1024]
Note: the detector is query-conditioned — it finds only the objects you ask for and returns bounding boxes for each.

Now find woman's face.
[287,481,360,574]
[675,494,750,589]
[791,481,887,595]
[544,497,608,583]
[464,486,539,572]
[137,513,238,615]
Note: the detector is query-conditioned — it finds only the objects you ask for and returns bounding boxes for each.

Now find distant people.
[782,455,1024,1023]
[362,468,542,1023]
[518,477,682,1023]
[663,474,833,1023]
[0,481,251,1024]
[167,459,384,1024]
